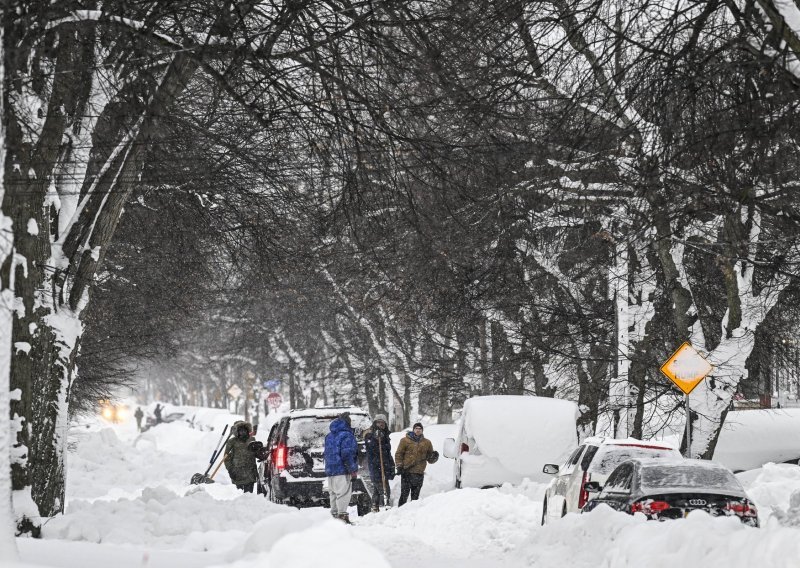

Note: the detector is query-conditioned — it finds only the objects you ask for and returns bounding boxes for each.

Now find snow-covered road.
[13,412,800,568]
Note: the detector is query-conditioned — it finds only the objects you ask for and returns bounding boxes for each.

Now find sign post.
[660,342,713,458]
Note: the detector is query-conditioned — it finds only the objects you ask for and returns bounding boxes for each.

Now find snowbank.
[15,407,800,568]
[714,409,800,472]
[524,504,800,568]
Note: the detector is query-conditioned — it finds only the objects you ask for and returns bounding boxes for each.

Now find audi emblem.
[688,499,707,506]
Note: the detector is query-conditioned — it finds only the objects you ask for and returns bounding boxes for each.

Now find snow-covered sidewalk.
[13,415,800,567]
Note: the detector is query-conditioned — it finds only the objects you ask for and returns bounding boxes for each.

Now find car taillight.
[460,443,469,453]
[273,445,287,471]
[726,501,757,517]
[578,472,589,508]
[631,500,670,514]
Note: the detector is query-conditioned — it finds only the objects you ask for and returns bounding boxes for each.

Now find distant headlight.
[115,406,129,421]
[101,407,114,420]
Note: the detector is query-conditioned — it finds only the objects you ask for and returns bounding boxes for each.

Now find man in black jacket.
[364,414,395,511]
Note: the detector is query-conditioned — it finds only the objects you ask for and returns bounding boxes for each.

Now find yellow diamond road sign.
[660,342,713,395]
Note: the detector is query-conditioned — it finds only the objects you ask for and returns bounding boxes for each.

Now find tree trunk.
[3,44,199,531]
[0,22,19,558]
[479,318,491,394]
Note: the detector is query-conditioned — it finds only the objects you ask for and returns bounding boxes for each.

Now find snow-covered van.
[713,408,800,472]
[442,395,579,488]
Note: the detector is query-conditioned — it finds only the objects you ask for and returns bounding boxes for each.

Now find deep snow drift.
[11,408,800,568]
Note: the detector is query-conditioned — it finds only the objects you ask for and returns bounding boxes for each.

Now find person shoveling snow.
[224,421,259,493]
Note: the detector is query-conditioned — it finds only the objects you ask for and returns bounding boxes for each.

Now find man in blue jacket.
[324,412,359,523]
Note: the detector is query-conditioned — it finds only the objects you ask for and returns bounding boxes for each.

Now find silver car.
[541,437,681,524]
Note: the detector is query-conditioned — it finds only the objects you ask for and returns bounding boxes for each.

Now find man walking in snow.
[153,403,163,424]
[224,421,258,492]
[324,412,359,523]
[364,414,395,511]
[134,407,144,431]
[395,422,437,506]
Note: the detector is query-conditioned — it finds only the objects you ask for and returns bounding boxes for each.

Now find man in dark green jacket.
[224,421,258,492]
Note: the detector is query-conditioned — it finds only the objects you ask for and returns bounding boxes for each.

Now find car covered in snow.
[258,407,373,514]
[582,458,759,527]
[442,395,579,488]
[541,437,680,524]
[713,408,800,472]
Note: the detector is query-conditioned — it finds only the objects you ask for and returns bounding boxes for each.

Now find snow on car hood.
[463,396,578,480]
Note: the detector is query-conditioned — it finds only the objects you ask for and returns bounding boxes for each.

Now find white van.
[443,395,579,488]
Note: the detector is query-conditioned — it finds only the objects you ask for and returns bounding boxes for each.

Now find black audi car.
[582,458,759,527]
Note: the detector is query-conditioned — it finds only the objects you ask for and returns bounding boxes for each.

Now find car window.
[580,445,599,471]
[588,446,677,475]
[561,447,582,472]
[639,464,742,492]
[569,446,585,467]
[287,414,371,447]
[602,463,633,494]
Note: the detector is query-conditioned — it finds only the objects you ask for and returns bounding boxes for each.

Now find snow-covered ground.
[11,410,800,567]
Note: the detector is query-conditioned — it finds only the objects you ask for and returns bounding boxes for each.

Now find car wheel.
[541,499,548,526]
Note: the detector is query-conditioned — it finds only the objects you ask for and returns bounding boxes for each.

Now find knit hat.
[374,414,388,423]
[412,422,424,430]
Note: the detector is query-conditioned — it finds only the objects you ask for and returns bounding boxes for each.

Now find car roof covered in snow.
[628,458,746,496]
[582,436,677,450]
[285,406,369,419]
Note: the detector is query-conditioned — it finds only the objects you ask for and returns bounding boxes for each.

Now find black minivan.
[258,407,373,515]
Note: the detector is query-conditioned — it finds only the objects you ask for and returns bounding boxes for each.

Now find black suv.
[257,407,372,515]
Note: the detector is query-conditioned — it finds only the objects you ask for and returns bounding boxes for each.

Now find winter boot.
[337,513,352,525]
[371,505,380,513]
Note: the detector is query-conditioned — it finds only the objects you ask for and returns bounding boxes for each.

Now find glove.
[248,441,264,453]
[396,467,404,476]
[375,429,385,439]
[427,450,439,464]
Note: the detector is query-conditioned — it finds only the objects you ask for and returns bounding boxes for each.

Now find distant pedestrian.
[224,421,258,492]
[134,407,144,432]
[395,422,438,506]
[154,403,163,424]
[324,412,359,524]
[364,414,395,512]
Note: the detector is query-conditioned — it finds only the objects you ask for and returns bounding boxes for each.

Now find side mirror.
[584,481,601,493]
[542,464,559,475]
[443,438,457,459]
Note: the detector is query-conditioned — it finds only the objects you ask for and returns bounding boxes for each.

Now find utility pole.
[609,230,631,438]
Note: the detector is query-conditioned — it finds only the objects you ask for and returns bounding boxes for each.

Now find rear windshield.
[287,415,371,447]
[640,464,742,492]
[589,446,677,475]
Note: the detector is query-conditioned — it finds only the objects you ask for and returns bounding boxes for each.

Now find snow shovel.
[190,424,229,484]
